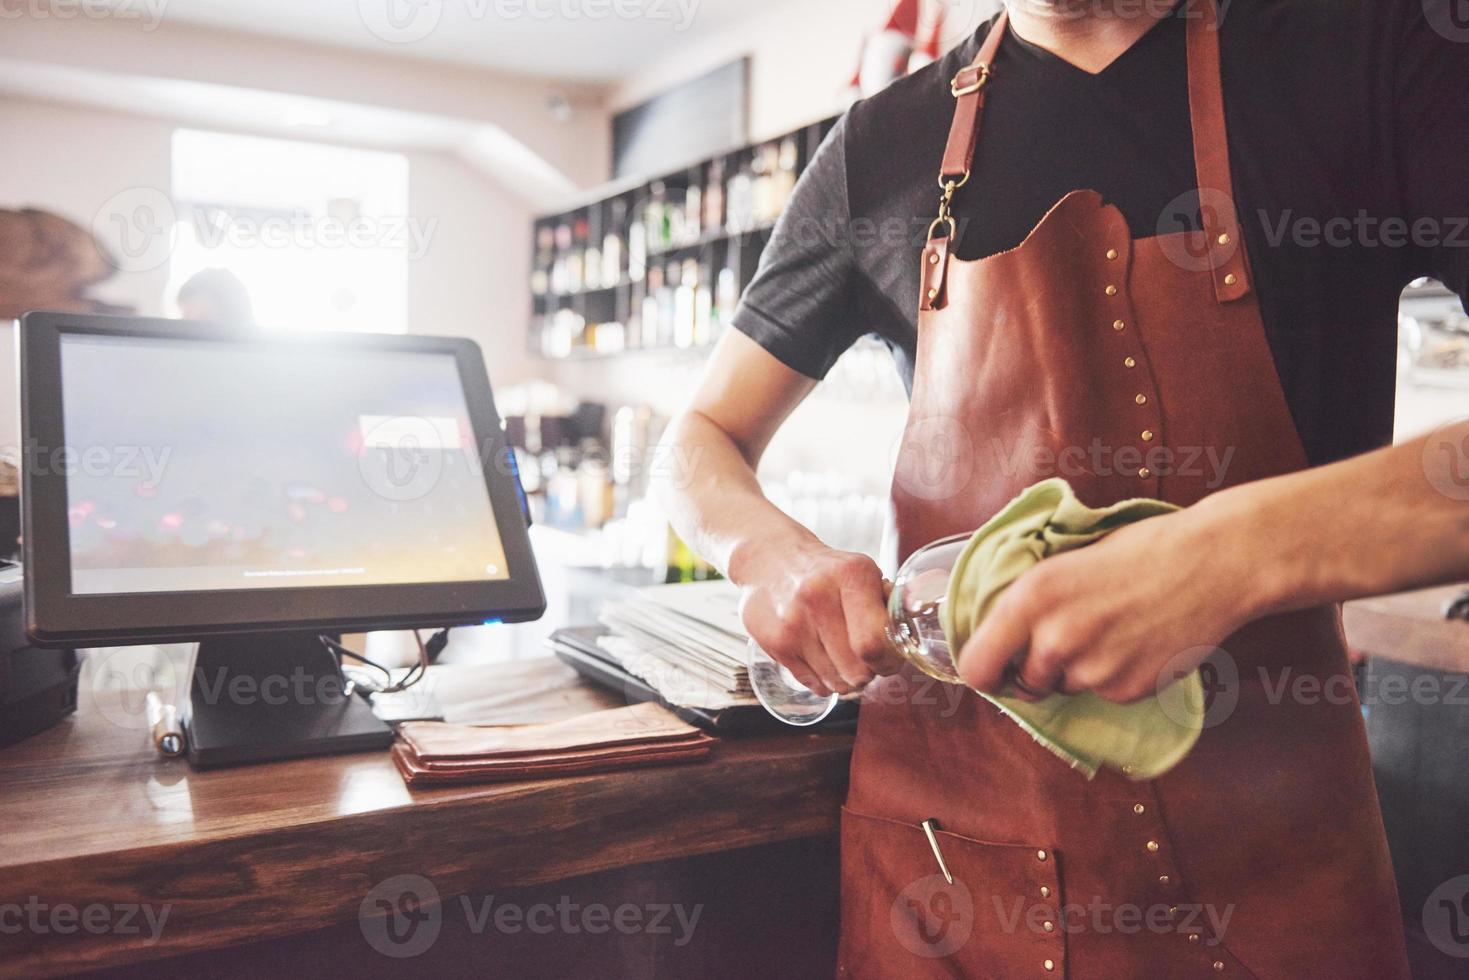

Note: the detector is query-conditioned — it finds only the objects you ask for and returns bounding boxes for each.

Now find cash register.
[17,311,544,766]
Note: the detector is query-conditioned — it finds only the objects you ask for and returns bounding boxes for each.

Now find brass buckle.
[927,215,956,241]
[951,64,990,98]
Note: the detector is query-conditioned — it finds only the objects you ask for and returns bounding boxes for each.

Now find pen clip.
[921,818,954,885]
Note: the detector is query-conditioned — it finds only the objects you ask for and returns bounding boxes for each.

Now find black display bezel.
[21,311,545,645]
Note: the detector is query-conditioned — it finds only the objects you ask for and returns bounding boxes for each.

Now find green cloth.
[940,478,1205,782]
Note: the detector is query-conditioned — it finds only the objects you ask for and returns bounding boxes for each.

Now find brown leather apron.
[839,5,1409,977]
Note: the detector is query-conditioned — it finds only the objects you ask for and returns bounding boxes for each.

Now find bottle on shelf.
[641,265,663,348]
[726,159,754,235]
[704,160,725,234]
[659,261,679,346]
[673,259,697,349]
[693,258,714,348]
[773,137,800,214]
[628,205,647,282]
[551,221,572,294]
[717,265,739,330]
[683,181,702,245]
[566,216,588,293]
[583,213,602,291]
[645,182,669,254]
[602,199,625,288]
[752,143,776,226]
[531,225,552,295]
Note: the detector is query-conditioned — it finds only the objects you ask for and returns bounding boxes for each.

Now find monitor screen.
[58,333,510,596]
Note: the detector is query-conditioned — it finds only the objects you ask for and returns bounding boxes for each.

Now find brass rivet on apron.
[1217,232,1231,246]
[1040,885,1051,899]
[1135,394,1148,405]
[1224,273,1238,286]
[1146,840,1160,852]
[1113,319,1126,332]
[1106,248,1119,260]
[1134,803,1146,814]
[929,253,940,265]
[1188,933,1201,944]
[1139,467,1152,479]
[1036,849,1048,862]
[1159,874,1172,886]
[1124,356,1137,368]
[1105,284,1118,296]
[1142,430,1155,442]
[1168,906,1180,918]
[1213,962,1226,972]
[1044,959,1055,972]
[927,287,939,300]
[1043,920,1055,933]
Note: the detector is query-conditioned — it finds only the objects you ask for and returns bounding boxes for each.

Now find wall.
[0,97,543,391]
[609,0,998,142]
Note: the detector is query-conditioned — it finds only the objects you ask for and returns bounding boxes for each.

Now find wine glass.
[748,533,972,725]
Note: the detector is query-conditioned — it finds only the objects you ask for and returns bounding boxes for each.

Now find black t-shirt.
[732,0,1469,467]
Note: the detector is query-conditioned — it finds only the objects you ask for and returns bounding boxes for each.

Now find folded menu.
[392,703,716,787]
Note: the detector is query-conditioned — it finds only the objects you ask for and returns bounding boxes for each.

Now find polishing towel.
[941,478,1206,781]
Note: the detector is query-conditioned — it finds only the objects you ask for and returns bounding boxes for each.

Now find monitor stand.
[183,632,395,769]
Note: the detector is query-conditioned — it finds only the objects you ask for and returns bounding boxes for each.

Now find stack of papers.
[597,580,759,711]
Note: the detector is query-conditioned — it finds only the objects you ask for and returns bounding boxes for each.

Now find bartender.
[659,0,1469,976]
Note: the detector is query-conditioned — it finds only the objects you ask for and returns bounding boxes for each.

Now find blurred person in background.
[176,268,255,326]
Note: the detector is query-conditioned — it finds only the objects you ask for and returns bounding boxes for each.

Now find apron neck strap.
[936,0,1253,304]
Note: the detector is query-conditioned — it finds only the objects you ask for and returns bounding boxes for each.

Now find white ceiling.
[95,0,794,80]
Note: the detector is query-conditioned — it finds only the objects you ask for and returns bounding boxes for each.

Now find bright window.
[167,130,411,333]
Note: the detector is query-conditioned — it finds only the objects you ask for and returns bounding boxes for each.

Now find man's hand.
[955,504,1256,704]
[732,538,906,697]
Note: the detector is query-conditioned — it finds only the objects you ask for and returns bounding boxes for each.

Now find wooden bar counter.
[0,658,853,979]
[2,588,1463,977]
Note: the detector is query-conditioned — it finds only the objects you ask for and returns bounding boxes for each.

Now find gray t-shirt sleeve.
[731,114,868,379]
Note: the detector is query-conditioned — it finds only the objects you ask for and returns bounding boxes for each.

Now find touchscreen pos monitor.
[20,312,544,767]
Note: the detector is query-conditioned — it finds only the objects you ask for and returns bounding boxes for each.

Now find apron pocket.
[838,806,1067,979]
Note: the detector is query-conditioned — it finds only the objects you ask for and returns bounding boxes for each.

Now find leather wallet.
[393,703,716,787]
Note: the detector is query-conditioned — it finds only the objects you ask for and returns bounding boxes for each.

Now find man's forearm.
[1198,422,1469,617]
[656,409,820,582]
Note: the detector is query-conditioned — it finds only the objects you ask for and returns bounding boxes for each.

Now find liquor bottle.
[659,261,679,346]
[583,213,602,291]
[641,264,663,348]
[674,259,698,349]
[531,225,552,295]
[773,137,800,214]
[684,182,702,245]
[693,258,713,347]
[603,199,626,287]
[726,160,754,235]
[704,160,725,233]
[717,265,739,330]
[567,216,588,293]
[752,144,776,226]
[645,183,668,254]
[628,211,647,283]
[551,221,572,294]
